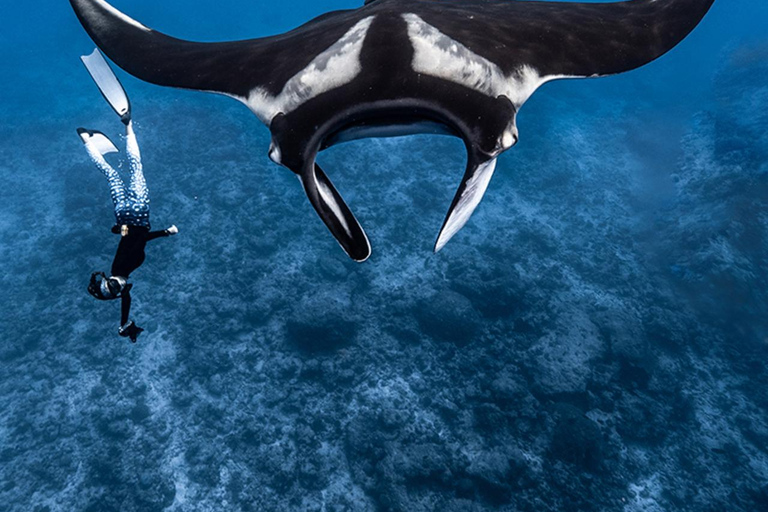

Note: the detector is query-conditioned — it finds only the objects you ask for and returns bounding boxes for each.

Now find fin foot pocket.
[119,321,143,343]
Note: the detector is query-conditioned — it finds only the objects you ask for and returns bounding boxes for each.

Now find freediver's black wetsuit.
[111,226,172,326]
[111,226,171,277]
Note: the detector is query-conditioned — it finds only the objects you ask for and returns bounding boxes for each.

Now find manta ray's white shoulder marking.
[403,13,570,108]
[92,0,151,33]
[241,16,375,123]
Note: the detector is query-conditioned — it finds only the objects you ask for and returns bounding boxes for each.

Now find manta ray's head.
[262,91,521,261]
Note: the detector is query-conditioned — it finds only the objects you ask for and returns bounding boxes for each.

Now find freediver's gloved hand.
[166,225,179,236]
[119,320,144,343]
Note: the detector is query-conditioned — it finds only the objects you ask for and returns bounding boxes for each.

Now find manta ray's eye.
[501,129,519,150]
[268,143,282,164]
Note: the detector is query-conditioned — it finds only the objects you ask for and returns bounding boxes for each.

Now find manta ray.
[70,0,714,261]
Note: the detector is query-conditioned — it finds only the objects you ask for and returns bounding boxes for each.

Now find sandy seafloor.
[0,1,767,510]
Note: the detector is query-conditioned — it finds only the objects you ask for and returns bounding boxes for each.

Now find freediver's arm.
[147,225,178,242]
[117,284,144,342]
[119,284,132,327]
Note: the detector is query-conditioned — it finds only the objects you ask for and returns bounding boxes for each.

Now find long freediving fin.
[435,157,498,253]
[300,164,371,262]
[81,48,131,123]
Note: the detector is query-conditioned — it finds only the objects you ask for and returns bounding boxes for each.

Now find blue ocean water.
[1,0,767,510]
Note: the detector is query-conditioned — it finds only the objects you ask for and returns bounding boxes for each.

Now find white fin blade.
[90,132,119,155]
[81,48,131,121]
[435,158,498,253]
[78,129,119,156]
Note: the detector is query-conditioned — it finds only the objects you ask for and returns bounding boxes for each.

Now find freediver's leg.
[78,128,128,211]
[125,121,149,207]
[123,121,151,227]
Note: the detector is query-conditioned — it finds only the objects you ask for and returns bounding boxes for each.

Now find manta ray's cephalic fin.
[435,156,499,253]
[299,164,371,262]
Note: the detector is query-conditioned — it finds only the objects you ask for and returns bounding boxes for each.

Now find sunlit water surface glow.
[0,0,766,510]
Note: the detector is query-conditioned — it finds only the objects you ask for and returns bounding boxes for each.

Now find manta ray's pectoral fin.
[299,164,371,262]
[434,156,498,253]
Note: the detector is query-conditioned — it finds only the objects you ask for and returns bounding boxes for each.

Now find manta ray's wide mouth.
[305,101,470,154]
[321,115,459,150]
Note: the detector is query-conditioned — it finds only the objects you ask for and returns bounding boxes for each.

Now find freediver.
[78,49,178,343]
